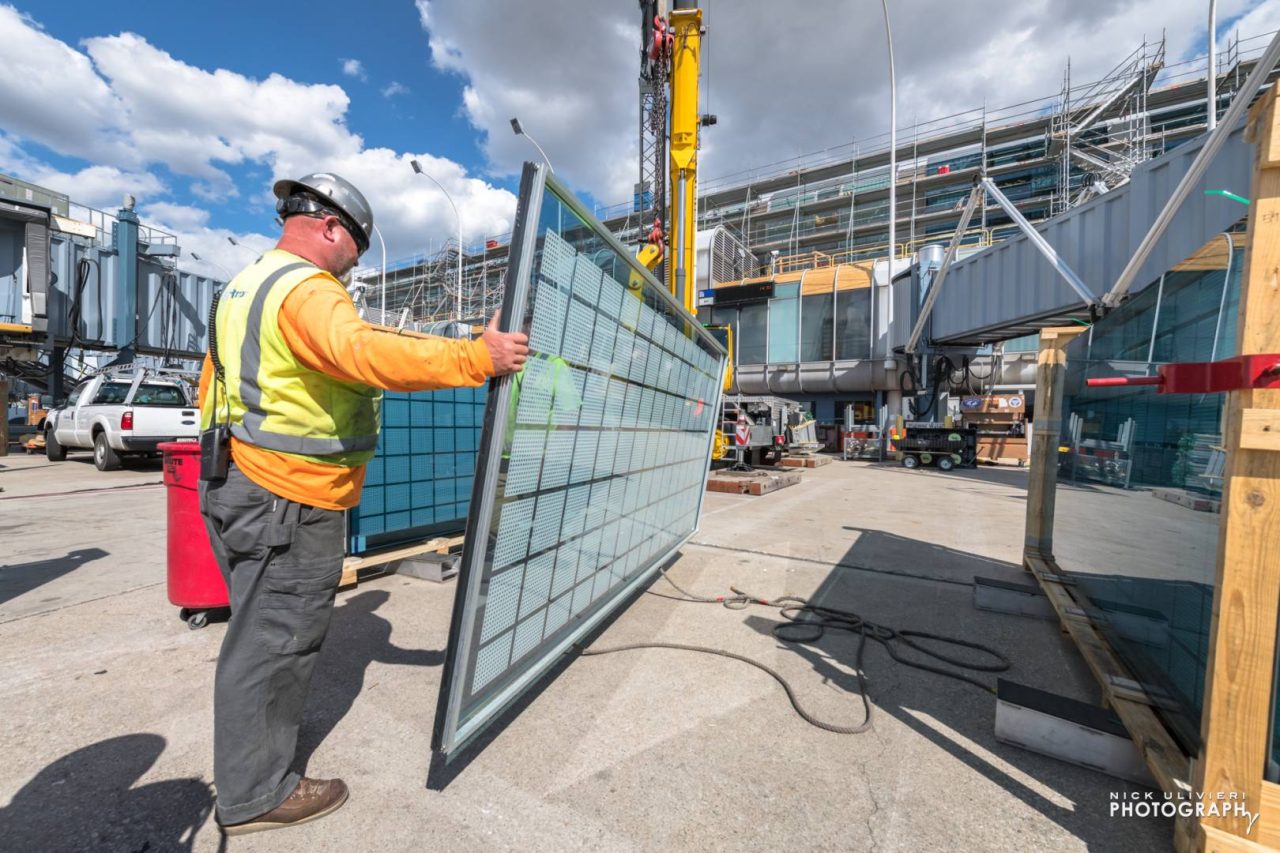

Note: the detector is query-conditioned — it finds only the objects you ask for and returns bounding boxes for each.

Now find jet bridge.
[920,119,1252,347]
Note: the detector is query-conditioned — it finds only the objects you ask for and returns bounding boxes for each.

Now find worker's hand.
[482,310,529,376]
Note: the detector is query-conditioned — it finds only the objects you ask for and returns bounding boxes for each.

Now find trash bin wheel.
[186,610,209,630]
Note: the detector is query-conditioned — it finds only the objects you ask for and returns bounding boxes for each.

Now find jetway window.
[800,293,833,362]
[835,288,871,360]
[737,302,767,364]
[767,283,799,363]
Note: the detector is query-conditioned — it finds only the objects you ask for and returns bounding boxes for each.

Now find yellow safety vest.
[201,249,381,467]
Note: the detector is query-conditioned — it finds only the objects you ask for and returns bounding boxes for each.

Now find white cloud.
[417,0,1272,206]
[0,135,166,210]
[0,5,517,265]
[1229,3,1280,43]
[418,0,636,202]
[139,201,274,281]
[382,81,409,98]
[0,6,131,166]
[341,57,366,81]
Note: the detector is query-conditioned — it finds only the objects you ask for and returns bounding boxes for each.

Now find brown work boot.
[219,777,349,836]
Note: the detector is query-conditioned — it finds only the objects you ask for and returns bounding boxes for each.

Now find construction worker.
[196,172,528,836]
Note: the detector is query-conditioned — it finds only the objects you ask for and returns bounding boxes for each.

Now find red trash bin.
[160,441,229,629]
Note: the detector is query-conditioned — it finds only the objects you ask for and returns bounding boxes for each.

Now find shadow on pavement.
[296,589,444,773]
[733,528,1167,848]
[0,733,215,852]
[839,527,1023,584]
[0,547,109,608]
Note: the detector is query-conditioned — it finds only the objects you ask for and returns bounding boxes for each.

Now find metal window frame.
[432,162,727,758]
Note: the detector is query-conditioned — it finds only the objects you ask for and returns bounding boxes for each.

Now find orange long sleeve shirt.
[199,268,494,510]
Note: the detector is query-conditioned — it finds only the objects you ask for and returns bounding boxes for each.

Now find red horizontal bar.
[1084,355,1280,394]
[1086,375,1163,387]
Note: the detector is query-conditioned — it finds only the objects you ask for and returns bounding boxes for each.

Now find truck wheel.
[94,432,122,471]
[46,430,67,461]
[902,454,920,470]
[938,455,956,472]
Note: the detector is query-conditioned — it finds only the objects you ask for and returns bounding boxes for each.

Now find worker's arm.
[279,277,496,392]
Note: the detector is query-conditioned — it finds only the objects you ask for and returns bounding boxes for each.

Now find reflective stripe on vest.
[231,261,377,456]
[205,250,381,465]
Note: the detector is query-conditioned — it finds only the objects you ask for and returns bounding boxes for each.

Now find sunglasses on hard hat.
[280,192,369,255]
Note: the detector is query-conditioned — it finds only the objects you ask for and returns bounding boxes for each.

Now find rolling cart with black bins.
[895,422,978,471]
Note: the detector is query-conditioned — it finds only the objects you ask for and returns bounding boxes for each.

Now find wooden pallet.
[706,469,802,495]
[339,534,465,589]
[778,455,833,469]
[976,456,1028,467]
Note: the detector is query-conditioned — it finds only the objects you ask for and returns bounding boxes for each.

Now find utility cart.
[893,422,978,471]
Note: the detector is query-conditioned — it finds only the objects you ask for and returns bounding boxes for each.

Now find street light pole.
[410,159,464,320]
[510,117,555,173]
[882,0,896,328]
[371,223,387,320]
[189,252,234,281]
[1207,0,1217,131]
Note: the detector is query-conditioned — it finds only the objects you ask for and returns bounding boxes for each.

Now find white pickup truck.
[45,368,201,470]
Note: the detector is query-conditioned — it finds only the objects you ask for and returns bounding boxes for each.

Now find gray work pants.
[198,465,344,825]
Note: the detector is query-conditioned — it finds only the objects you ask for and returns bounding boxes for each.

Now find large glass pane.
[800,293,833,362]
[835,288,871,360]
[434,165,727,757]
[737,302,768,364]
[1053,236,1241,754]
[767,283,799,362]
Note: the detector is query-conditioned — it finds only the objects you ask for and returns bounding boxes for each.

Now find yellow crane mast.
[637,1,732,403]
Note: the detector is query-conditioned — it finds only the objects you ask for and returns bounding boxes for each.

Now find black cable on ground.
[577,564,1010,735]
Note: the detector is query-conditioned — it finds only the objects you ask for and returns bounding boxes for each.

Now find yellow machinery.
[638,1,732,456]
[666,3,702,316]
[636,0,704,313]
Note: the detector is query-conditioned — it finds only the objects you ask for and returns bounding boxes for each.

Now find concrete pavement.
[0,453,1170,851]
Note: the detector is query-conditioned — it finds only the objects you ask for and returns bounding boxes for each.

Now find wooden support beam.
[1023,326,1085,560]
[1026,554,1192,796]
[1195,88,1280,847]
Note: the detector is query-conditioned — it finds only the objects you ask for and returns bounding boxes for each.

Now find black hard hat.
[273,172,373,255]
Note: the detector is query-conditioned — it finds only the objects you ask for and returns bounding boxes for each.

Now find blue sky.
[25,1,482,176]
[1,0,1277,278]
[1,0,526,264]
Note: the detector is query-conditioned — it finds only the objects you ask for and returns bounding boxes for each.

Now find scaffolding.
[353,238,509,329]
[1048,37,1165,214]
[354,30,1279,325]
